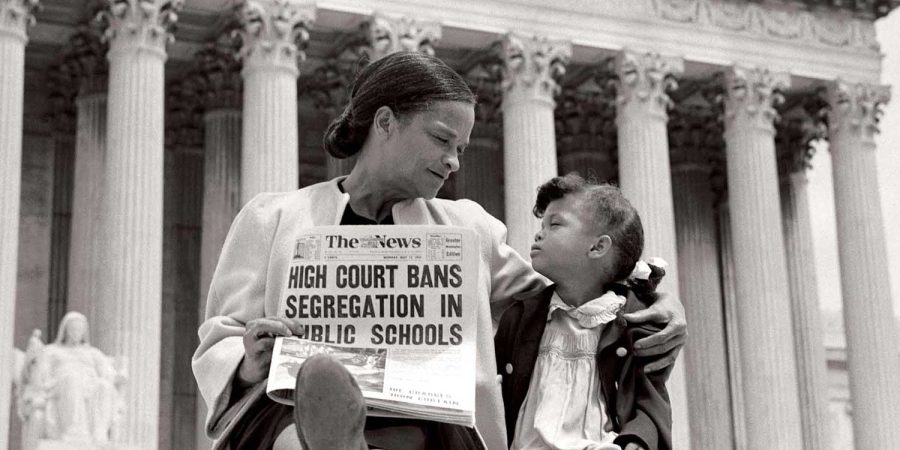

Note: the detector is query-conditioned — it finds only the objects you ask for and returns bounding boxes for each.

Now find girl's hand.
[622,291,687,372]
[624,443,644,450]
[237,318,299,386]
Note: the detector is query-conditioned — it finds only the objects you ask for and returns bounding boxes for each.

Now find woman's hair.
[533,173,660,297]
[322,51,476,159]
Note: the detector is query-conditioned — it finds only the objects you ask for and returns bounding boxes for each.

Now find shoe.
[293,353,368,450]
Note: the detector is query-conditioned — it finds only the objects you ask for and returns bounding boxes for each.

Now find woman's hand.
[623,443,644,450]
[236,318,299,386]
[622,292,687,372]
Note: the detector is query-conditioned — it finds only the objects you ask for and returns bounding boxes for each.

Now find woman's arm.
[622,293,687,372]
[191,193,281,437]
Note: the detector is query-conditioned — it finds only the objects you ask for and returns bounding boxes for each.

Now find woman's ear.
[588,235,612,259]
[372,106,395,137]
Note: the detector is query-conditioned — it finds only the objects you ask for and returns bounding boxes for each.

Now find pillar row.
[238,0,313,203]
[68,92,106,326]
[64,24,108,329]
[827,80,900,449]
[673,164,734,449]
[777,108,830,450]
[499,33,570,256]
[96,1,181,447]
[670,104,733,449]
[614,49,691,449]
[721,66,802,449]
[0,1,39,447]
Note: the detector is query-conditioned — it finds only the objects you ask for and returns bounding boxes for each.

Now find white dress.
[511,290,626,450]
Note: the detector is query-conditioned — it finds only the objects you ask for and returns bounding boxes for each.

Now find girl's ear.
[372,106,395,137]
[588,235,612,259]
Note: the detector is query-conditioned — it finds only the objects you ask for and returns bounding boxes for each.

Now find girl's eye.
[434,135,449,144]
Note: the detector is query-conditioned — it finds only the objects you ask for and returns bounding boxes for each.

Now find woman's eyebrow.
[432,122,458,137]
[433,122,470,147]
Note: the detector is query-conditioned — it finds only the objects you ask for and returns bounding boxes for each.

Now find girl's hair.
[322,51,476,159]
[533,173,661,298]
[630,262,666,301]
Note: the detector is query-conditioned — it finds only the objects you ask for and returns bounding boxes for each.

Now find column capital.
[302,16,439,113]
[615,49,683,120]
[460,49,504,126]
[46,59,78,134]
[668,104,722,174]
[827,80,891,144]
[192,36,242,111]
[63,23,109,96]
[300,28,372,113]
[776,93,828,176]
[236,0,314,77]
[165,78,203,150]
[555,73,617,159]
[364,13,440,61]
[0,0,40,43]
[723,66,789,134]
[96,0,181,60]
[499,33,571,108]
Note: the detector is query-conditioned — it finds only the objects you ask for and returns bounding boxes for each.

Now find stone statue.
[17,312,125,446]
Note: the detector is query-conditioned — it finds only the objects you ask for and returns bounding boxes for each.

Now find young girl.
[495,174,672,450]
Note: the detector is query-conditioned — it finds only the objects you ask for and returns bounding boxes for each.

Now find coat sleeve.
[612,325,673,450]
[191,193,279,439]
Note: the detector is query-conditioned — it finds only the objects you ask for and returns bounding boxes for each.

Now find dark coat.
[494,285,672,450]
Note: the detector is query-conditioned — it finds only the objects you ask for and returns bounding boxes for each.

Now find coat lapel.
[393,197,453,225]
[308,177,350,226]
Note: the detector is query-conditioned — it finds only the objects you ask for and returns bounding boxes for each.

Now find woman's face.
[380,100,475,200]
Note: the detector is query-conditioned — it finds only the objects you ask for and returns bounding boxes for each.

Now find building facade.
[1,0,899,449]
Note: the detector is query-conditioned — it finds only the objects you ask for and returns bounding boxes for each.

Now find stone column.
[162,75,205,450]
[709,90,748,449]
[721,66,802,448]
[457,57,504,218]
[826,80,900,449]
[555,73,619,184]
[44,58,78,338]
[67,25,108,328]
[717,200,747,450]
[95,1,181,447]
[776,103,830,450]
[0,1,39,447]
[237,0,313,203]
[613,49,691,449]
[189,39,243,449]
[194,40,243,332]
[456,129,504,218]
[499,33,570,256]
[669,105,733,449]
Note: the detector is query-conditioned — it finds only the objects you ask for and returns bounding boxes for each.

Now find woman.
[192,52,686,450]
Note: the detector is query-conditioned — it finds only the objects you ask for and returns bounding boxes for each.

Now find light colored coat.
[192,177,547,450]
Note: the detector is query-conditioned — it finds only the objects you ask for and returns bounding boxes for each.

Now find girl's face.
[530,193,606,282]
[379,101,474,200]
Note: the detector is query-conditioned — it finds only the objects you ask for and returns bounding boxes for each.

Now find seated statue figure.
[22,312,124,444]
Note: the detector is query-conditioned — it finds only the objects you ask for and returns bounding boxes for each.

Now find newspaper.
[266,225,479,427]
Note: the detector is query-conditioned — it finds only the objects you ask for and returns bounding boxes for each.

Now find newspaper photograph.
[266,225,479,427]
